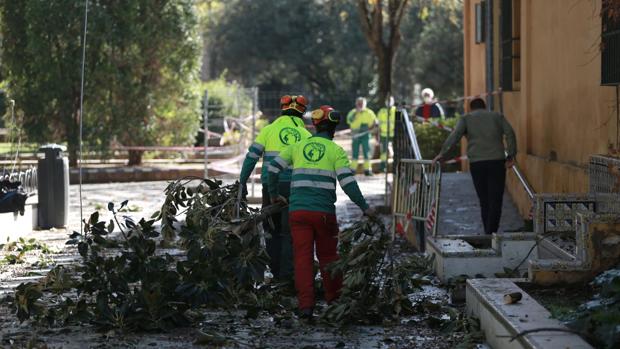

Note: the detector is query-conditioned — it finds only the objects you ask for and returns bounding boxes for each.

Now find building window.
[500,0,521,91]
[602,3,620,85]
[475,1,486,44]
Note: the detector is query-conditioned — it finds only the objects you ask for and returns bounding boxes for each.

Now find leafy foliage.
[11,179,272,331]
[414,117,461,171]
[10,178,452,336]
[0,0,200,165]
[322,219,434,324]
[568,267,620,348]
[0,237,52,265]
[207,0,464,107]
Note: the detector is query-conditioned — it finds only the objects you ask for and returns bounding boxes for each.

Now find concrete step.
[528,213,620,285]
[426,233,537,282]
[466,278,592,349]
[0,196,38,241]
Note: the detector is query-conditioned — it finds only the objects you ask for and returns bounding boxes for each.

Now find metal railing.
[393,159,441,235]
[392,108,442,248]
[393,109,423,163]
[1,167,37,195]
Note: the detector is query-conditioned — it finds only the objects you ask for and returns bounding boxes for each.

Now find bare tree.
[356,0,410,102]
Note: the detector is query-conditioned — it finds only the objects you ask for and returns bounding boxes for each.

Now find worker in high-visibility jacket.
[377,96,396,172]
[346,97,377,176]
[268,105,375,319]
[238,95,312,280]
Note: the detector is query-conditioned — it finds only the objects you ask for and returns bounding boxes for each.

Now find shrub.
[414,117,461,172]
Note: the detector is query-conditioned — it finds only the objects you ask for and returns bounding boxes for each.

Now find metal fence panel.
[392,159,441,240]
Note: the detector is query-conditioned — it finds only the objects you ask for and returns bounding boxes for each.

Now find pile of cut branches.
[9,178,278,331]
[322,219,434,325]
[6,177,442,333]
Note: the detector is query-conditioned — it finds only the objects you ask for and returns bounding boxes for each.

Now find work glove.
[270,195,288,206]
[363,207,377,218]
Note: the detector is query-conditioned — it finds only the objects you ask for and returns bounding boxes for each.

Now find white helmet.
[421,88,434,101]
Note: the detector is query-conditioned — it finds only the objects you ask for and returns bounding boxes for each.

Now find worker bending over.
[268,105,374,319]
[347,97,377,176]
[238,95,312,280]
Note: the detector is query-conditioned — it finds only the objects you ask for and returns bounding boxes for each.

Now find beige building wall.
[463,0,619,217]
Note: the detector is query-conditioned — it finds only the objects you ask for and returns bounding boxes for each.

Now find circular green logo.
[303,142,326,162]
[279,127,302,145]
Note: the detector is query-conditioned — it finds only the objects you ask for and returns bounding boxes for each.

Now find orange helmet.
[280,95,308,114]
[311,105,340,126]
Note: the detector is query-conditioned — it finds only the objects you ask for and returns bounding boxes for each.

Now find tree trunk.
[128,150,144,166]
[68,144,78,167]
[377,47,393,104]
[67,109,80,167]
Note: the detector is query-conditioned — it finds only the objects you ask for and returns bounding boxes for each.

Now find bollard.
[37,144,69,229]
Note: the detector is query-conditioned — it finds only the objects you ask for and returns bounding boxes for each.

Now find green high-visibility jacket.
[346,108,377,132]
[377,106,396,138]
[240,115,312,185]
[268,132,369,214]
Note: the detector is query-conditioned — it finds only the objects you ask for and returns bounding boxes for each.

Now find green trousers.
[351,132,371,171]
[379,135,391,171]
[261,183,293,280]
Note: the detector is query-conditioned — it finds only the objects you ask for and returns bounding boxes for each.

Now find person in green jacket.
[434,97,517,235]
[238,95,312,280]
[347,97,377,176]
[268,105,375,319]
[377,96,396,172]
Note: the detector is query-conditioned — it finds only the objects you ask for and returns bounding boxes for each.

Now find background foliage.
[0,0,463,164]
[0,0,200,165]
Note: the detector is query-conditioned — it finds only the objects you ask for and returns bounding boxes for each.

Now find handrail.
[511,165,535,200]
[504,151,535,200]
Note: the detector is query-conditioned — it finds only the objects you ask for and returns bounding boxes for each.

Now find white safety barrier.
[392,159,441,247]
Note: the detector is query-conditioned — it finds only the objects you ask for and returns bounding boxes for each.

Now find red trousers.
[289,210,343,310]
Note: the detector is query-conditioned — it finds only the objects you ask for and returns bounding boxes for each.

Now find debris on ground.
[0,178,483,348]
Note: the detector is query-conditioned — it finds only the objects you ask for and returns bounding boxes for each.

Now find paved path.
[437,172,524,235]
[67,175,387,232]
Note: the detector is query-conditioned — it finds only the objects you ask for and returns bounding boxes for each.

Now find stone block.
[530,213,620,285]
[466,278,592,349]
[0,196,38,241]
[426,233,537,281]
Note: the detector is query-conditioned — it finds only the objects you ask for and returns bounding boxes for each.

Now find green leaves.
[322,219,433,326]
[14,282,44,322]
[0,0,201,165]
[12,178,274,332]
[567,267,620,348]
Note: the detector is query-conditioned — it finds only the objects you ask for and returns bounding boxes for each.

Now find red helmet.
[280,95,308,114]
[311,105,340,126]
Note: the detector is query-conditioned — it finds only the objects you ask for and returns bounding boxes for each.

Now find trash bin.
[37,144,69,229]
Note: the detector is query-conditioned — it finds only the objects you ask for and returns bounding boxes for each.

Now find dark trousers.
[262,183,292,280]
[470,160,506,234]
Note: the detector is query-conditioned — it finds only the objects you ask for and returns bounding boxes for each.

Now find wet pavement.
[0,175,474,349]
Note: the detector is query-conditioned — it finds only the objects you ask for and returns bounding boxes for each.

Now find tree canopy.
[0,0,200,165]
[0,0,463,163]
[206,0,463,110]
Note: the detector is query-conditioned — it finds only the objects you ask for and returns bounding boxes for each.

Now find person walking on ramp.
[434,98,517,234]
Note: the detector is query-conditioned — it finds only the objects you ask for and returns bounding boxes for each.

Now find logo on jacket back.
[279,127,301,145]
[303,142,326,162]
